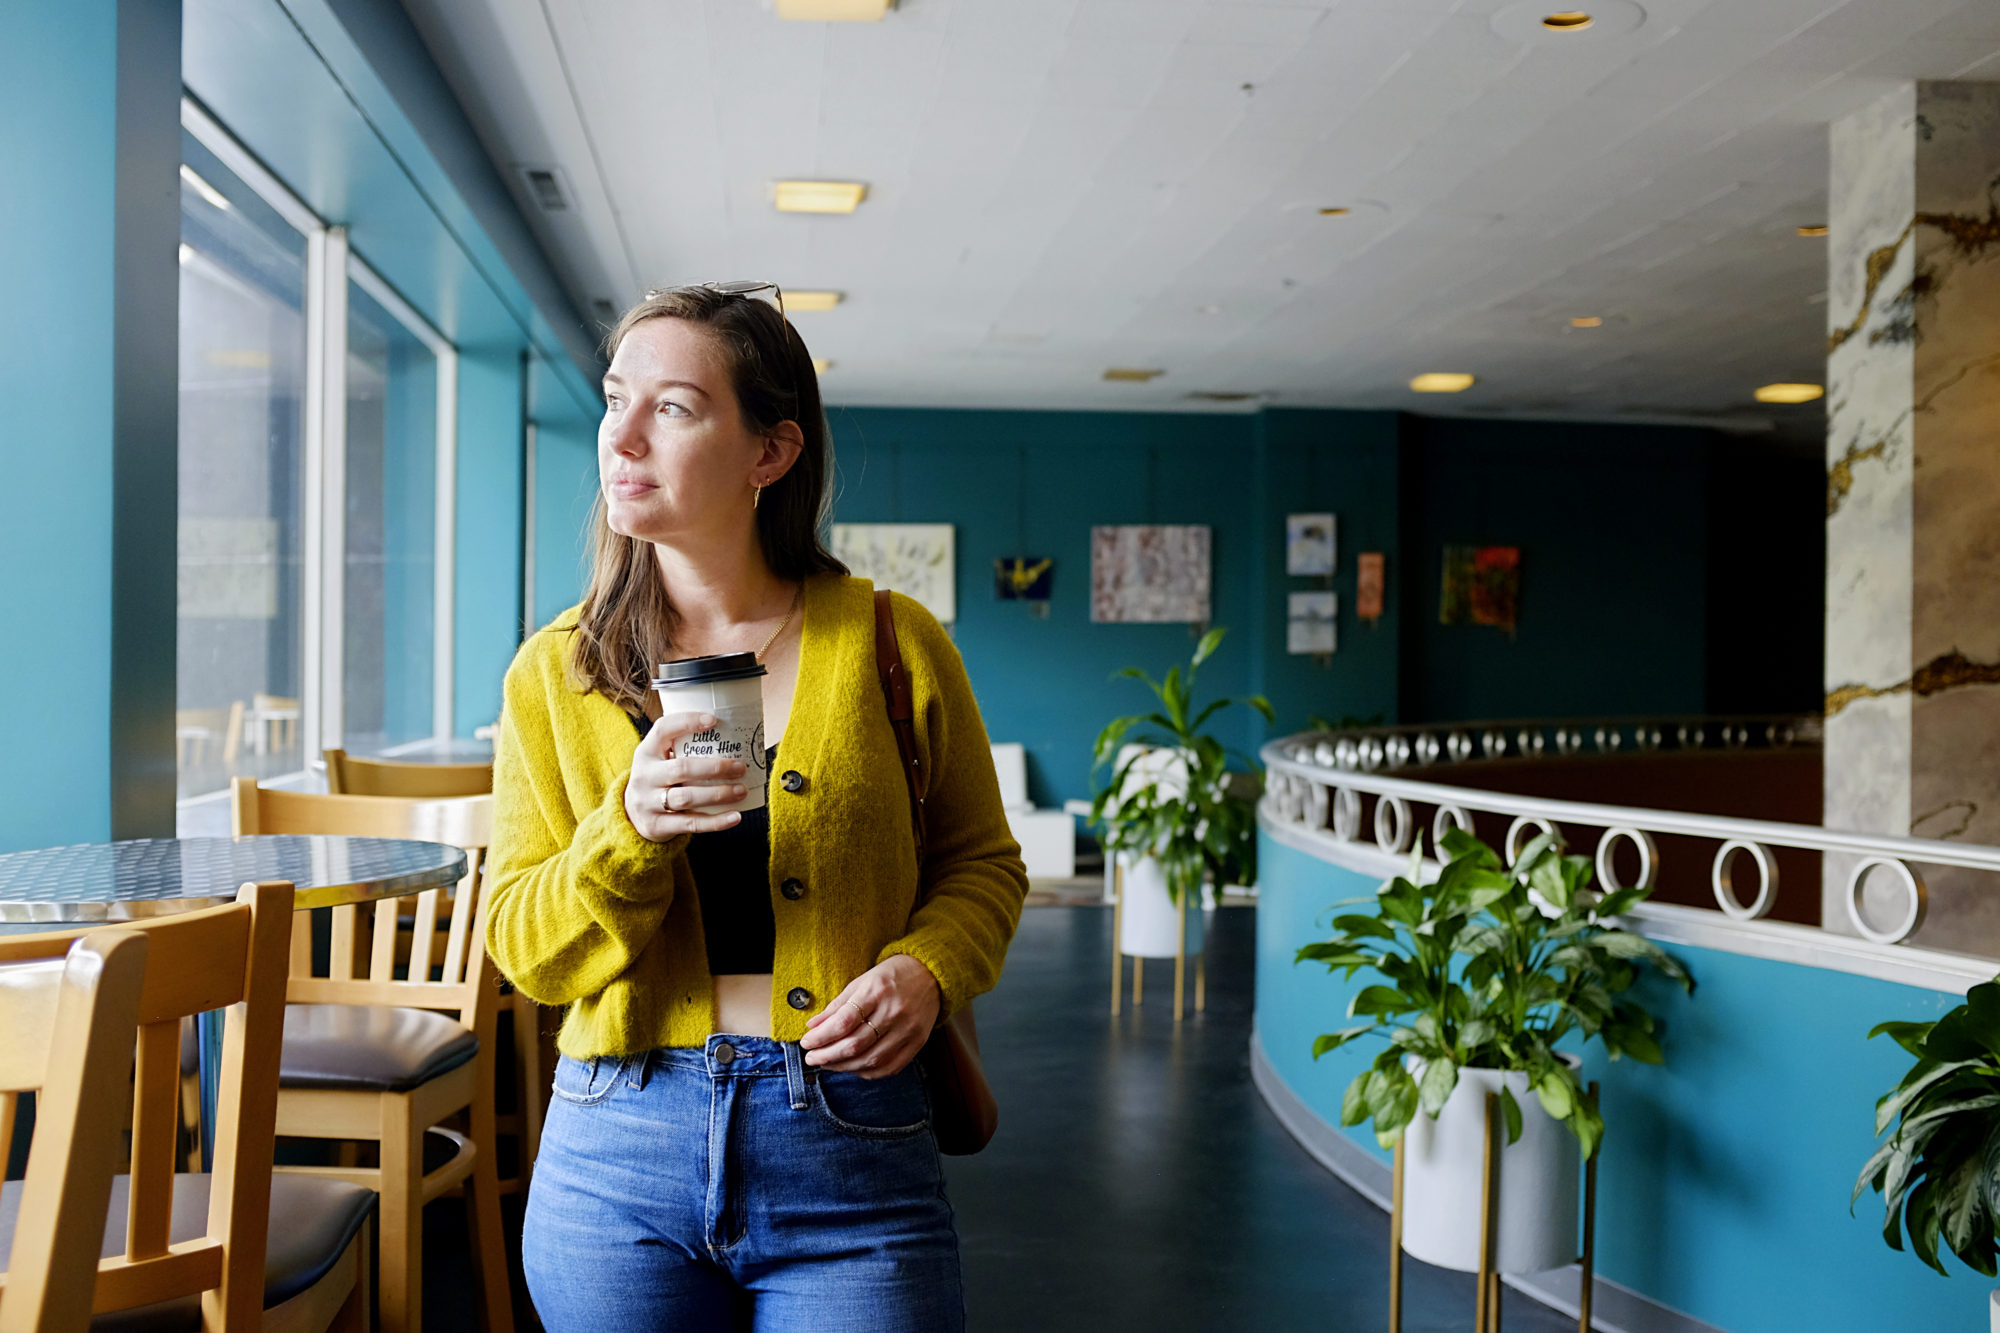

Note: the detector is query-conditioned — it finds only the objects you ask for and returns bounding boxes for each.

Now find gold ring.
[661,788,672,814]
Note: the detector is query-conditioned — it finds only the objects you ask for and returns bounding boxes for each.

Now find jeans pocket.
[550,1053,629,1106]
[810,1067,931,1140]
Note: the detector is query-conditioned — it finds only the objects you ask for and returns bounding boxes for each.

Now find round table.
[0,835,467,923]
[0,835,469,1165]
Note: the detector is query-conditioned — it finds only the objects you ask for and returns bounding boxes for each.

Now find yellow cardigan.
[485,573,1029,1057]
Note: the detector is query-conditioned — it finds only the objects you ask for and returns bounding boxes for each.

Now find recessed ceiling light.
[1754,382,1824,404]
[180,164,232,212]
[1570,316,1604,328]
[1796,225,1829,238]
[776,0,892,19]
[811,359,833,374]
[1318,207,1353,217]
[785,290,843,311]
[1541,11,1594,30]
[1409,372,1476,393]
[1104,368,1164,383]
[773,180,868,214]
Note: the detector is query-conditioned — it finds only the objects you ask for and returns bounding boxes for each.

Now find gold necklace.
[754,585,803,662]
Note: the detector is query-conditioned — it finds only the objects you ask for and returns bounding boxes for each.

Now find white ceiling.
[400,0,2000,435]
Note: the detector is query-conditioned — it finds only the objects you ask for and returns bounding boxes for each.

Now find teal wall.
[0,1,181,851]
[1255,832,1985,1333]
[1398,416,1713,723]
[805,405,1798,808]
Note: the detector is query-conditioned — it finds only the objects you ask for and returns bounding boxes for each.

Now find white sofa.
[989,743,1076,879]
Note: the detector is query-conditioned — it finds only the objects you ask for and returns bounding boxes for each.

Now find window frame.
[177,97,460,799]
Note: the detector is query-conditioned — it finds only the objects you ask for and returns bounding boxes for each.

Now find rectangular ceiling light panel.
[776,0,892,19]
[773,180,868,213]
[785,290,844,311]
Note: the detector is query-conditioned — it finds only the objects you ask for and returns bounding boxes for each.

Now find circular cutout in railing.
[1637,725,1662,751]
[1358,737,1385,772]
[1334,738,1358,770]
[1414,733,1441,765]
[1676,723,1706,749]
[1711,839,1778,921]
[1432,805,1473,847]
[1374,795,1413,855]
[1481,729,1508,759]
[1517,728,1546,757]
[1448,732,1474,762]
[1384,735,1412,768]
[1505,815,1565,865]
[1305,780,1329,830]
[1331,787,1361,842]
[1595,827,1659,893]
[1766,722,1796,747]
[1845,857,1927,945]
[1594,726,1623,753]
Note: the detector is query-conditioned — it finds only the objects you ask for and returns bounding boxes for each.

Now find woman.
[486,285,1028,1331]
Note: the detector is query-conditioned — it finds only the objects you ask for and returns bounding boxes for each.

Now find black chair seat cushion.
[0,1171,375,1330]
[281,1003,477,1092]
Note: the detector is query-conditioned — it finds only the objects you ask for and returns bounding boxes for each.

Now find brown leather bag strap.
[873,590,927,863]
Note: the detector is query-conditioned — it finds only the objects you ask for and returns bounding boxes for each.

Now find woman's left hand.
[800,955,941,1079]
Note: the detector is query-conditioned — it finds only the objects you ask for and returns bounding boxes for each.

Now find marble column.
[1824,81,2000,950]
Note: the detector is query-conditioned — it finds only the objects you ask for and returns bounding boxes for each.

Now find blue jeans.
[522,1035,965,1332]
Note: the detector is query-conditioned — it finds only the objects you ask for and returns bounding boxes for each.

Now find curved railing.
[1258,715,2000,985]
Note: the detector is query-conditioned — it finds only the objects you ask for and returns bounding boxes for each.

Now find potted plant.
[1090,628,1272,958]
[1856,978,2000,1329]
[1298,827,1693,1272]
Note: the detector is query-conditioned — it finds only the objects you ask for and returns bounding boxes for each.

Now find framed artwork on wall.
[1356,552,1385,623]
[1286,513,1337,576]
[1287,591,1338,654]
[994,557,1054,601]
[1440,545,1520,634]
[1090,525,1211,623]
[831,523,956,624]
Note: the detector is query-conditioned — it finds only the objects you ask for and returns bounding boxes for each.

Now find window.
[174,129,309,800]
[342,270,443,755]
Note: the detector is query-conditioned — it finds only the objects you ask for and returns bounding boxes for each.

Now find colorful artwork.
[1440,545,1520,633]
[994,557,1054,602]
[1356,552,1385,623]
[1286,513,1337,576]
[1287,591,1338,655]
[831,523,956,624]
[1090,525,1211,623]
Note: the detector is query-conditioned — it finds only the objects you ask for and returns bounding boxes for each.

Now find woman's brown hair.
[567,286,846,713]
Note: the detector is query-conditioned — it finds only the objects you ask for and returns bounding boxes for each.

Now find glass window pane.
[343,279,438,754]
[176,131,308,799]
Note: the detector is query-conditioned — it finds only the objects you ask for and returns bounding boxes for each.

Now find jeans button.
[713,1041,736,1065]
[786,986,813,1011]
[781,877,805,900]
[780,769,806,794]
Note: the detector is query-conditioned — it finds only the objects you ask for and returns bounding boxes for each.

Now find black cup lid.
[652,652,768,687]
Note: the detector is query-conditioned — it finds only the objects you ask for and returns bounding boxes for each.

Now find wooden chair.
[232,780,514,1333]
[0,932,150,1333]
[0,883,377,1333]
[322,749,492,799]
[319,749,543,1195]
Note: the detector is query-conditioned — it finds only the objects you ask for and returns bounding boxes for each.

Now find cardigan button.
[780,877,805,901]
[786,986,813,1011]
[780,770,806,794]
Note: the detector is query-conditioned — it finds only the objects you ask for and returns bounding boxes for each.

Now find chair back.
[323,748,492,798]
[0,933,149,1333]
[0,884,294,1331]
[230,780,496,1031]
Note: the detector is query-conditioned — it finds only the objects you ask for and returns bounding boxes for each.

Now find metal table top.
[357,739,493,764]
[0,836,467,923]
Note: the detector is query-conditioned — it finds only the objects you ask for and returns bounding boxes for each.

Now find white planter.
[1401,1065,1581,1275]
[1118,854,1206,958]
[1989,1288,1998,1333]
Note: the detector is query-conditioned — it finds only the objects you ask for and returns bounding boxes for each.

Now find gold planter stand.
[1388,1082,1600,1333]
[1107,858,1206,1023]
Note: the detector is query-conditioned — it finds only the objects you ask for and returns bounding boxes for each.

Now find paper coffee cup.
[650,652,769,815]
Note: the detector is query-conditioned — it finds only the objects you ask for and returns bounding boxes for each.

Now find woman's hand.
[800,955,941,1079]
[624,711,749,842]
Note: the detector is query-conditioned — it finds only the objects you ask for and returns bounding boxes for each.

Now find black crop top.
[629,712,777,975]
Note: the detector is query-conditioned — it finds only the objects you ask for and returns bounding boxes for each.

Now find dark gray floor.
[432,904,1576,1331]
[947,904,1577,1333]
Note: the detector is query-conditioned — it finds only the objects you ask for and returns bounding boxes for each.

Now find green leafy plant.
[1296,827,1693,1158]
[1855,978,2000,1276]
[1089,628,1274,905]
